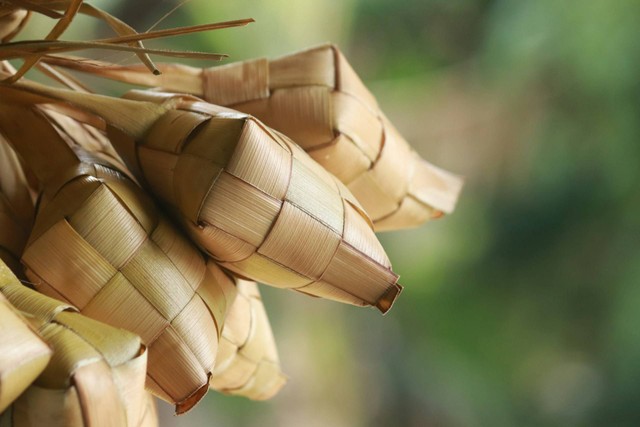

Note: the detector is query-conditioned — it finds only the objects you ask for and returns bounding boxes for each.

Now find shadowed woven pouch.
[0,261,152,426]
[211,280,287,399]
[43,105,288,400]
[0,136,34,274]
[0,137,52,414]
[0,289,51,415]
[0,105,237,413]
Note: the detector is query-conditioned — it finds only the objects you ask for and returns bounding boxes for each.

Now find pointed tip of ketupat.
[376,282,403,314]
[174,380,210,415]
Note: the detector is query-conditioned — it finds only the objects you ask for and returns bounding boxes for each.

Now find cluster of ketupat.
[0,1,462,425]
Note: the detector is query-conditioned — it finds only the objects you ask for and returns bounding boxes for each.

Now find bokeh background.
[17,0,640,425]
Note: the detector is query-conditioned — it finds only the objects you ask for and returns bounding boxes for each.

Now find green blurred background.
[19,0,640,425]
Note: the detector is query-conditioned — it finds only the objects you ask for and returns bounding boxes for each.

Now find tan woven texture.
[0,261,151,427]
[43,106,124,166]
[202,44,463,230]
[0,133,51,414]
[45,104,289,401]
[52,45,462,231]
[0,137,50,415]
[211,280,286,399]
[0,105,237,413]
[0,282,51,414]
[109,90,402,313]
[0,137,34,274]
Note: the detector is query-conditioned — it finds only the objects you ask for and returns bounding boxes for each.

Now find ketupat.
[0,81,402,313]
[1,106,285,410]
[43,103,288,400]
[0,137,34,275]
[208,44,463,230]
[0,136,52,415]
[117,90,402,313]
[211,280,287,399]
[0,291,51,414]
[0,104,237,413]
[42,44,463,230]
[0,261,153,426]
[0,1,459,422]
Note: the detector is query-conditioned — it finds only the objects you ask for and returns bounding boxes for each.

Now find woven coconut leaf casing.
[0,287,51,415]
[43,103,288,400]
[0,0,466,420]
[0,82,402,313]
[44,44,463,231]
[0,261,153,427]
[211,280,286,399]
[201,44,463,230]
[106,90,402,313]
[0,136,52,415]
[0,105,237,413]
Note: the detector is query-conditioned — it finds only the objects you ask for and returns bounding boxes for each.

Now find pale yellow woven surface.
[0,291,51,414]
[46,103,289,401]
[0,105,237,413]
[36,45,462,231]
[0,4,453,417]
[0,140,50,414]
[211,280,286,400]
[201,44,463,230]
[0,261,152,427]
[111,91,402,313]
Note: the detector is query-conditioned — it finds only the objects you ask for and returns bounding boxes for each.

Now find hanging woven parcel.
[0,1,462,425]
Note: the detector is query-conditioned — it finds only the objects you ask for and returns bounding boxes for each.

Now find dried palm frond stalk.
[39,102,126,169]
[0,280,51,414]
[0,104,237,413]
[0,136,34,274]
[0,0,252,81]
[0,5,29,43]
[44,44,463,231]
[211,280,286,400]
[0,261,152,427]
[0,0,157,81]
[43,103,289,400]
